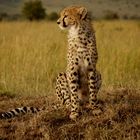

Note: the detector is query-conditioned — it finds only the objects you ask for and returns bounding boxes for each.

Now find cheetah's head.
[57,6,88,30]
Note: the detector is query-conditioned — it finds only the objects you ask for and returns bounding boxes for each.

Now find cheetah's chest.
[69,43,90,100]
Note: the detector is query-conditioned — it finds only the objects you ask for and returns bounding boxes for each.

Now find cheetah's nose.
[57,21,60,24]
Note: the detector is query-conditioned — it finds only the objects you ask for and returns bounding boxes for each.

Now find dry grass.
[0,20,140,96]
[0,21,66,96]
[0,20,140,139]
[0,89,140,140]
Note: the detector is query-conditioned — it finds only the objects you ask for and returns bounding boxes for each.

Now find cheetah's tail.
[0,106,40,119]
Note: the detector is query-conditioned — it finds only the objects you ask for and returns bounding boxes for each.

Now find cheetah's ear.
[78,7,87,20]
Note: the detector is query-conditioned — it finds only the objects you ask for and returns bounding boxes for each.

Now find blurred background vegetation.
[0,0,140,21]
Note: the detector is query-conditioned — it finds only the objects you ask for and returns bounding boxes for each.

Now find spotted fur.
[56,6,102,120]
[0,107,40,119]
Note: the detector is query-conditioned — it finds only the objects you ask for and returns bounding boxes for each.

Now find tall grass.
[96,21,140,88]
[0,20,139,96]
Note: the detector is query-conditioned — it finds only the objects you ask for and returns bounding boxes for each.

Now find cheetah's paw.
[69,112,79,120]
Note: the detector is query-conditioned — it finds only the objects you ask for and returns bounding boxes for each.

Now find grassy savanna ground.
[0,20,140,140]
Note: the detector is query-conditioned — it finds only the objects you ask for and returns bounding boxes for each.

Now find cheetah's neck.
[68,21,94,40]
[69,25,79,38]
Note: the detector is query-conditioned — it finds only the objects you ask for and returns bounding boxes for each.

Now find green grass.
[0,20,140,96]
[1,0,140,19]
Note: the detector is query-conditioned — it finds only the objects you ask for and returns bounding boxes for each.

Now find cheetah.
[56,6,102,120]
[0,6,102,120]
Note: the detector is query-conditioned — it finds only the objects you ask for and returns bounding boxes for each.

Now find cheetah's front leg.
[67,66,80,120]
[55,72,71,108]
[88,69,102,115]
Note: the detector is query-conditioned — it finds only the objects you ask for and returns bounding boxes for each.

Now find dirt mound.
[0,89,140,140]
